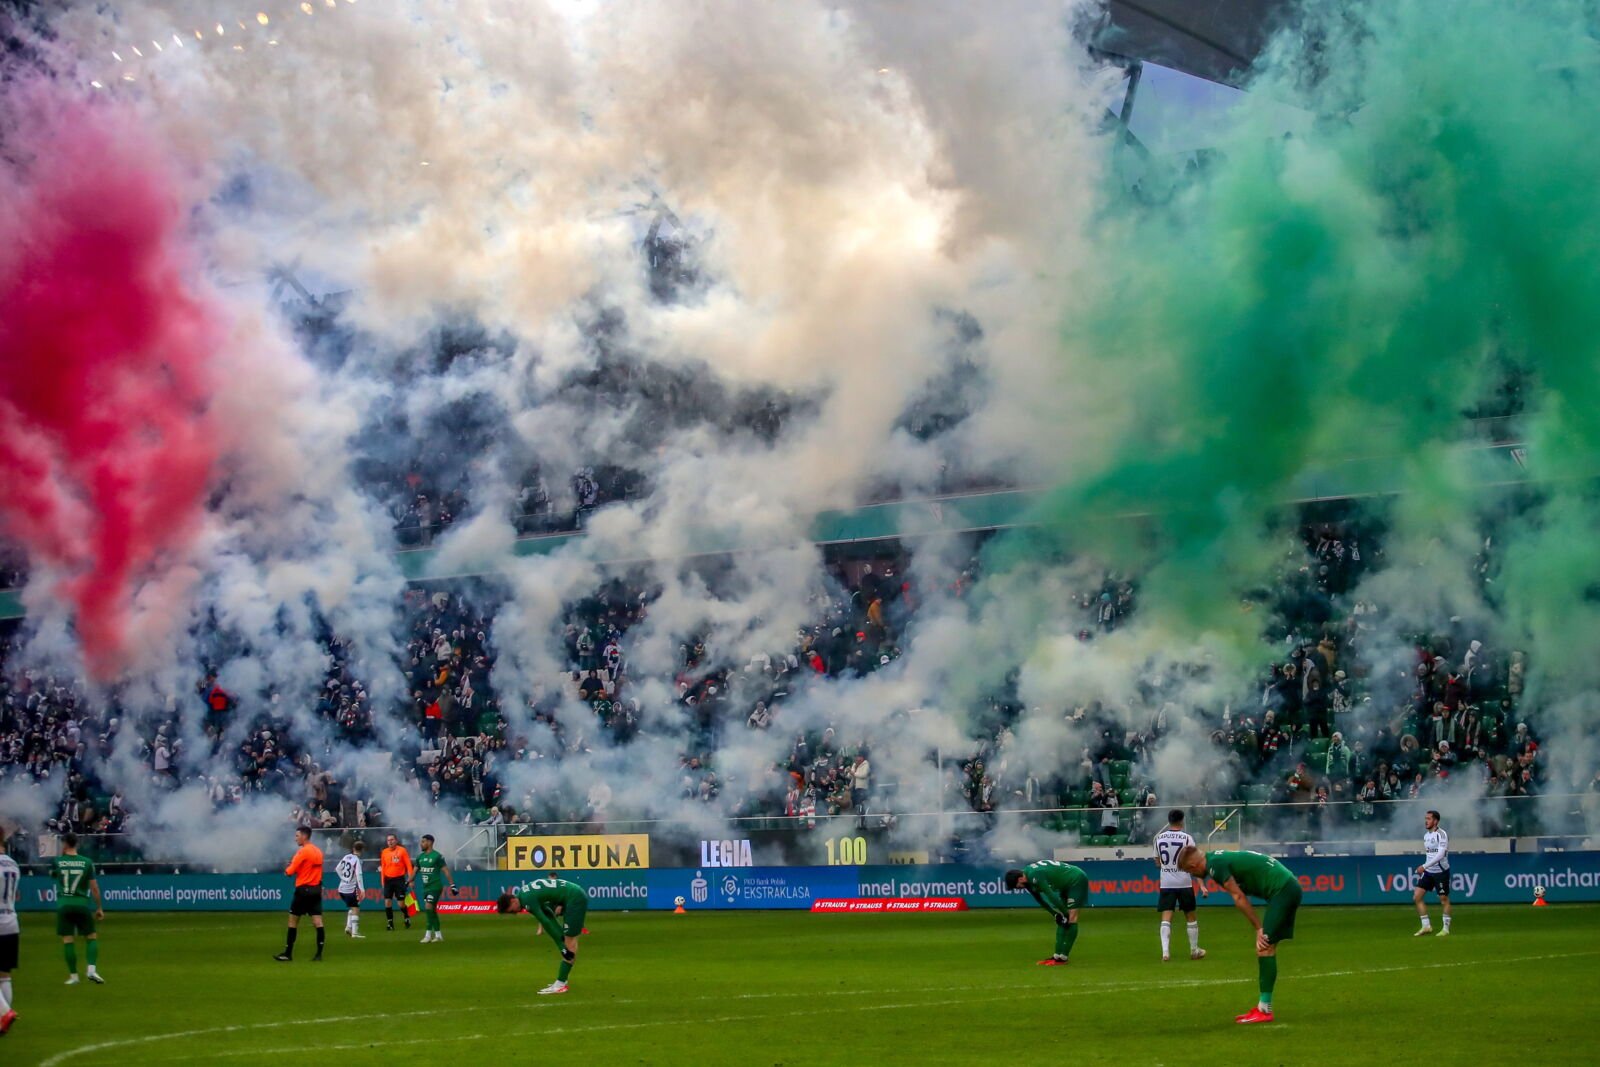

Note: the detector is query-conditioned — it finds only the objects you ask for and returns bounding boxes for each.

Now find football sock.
[1420,914,1432,928]
[1187,922,1200,951]
[557,960,573,982]
[285,927,298,955]
[386,904,395,924]
[1,977,12,1010]
[1258,956,1277,1010]
[1058,923,1079,959]
[1159,921,1171,955]
[315,928,325,953]
[86,940,98,969]
[1442,915,1451,930]
[64,943,77,974]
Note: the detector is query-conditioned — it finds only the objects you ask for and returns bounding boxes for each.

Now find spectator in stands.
[850,751,871,812]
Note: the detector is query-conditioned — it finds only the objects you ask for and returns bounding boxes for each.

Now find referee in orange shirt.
[275,826,325,962]
[380,834,415,931]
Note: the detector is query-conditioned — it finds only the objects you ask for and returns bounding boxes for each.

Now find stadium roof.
[1095,0,1295,87]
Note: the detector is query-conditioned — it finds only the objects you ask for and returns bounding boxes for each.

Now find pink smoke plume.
[0,88,222,680]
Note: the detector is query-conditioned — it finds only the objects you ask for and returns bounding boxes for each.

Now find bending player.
[496,877,590,995]
[1154,809,1206,961]
[1177,845,1300,1024]
[1413,810,1452,936]
[1003,860,1089,966]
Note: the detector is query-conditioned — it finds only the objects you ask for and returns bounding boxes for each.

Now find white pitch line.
[177,949,1600,1060]
[43,949,1598,1065]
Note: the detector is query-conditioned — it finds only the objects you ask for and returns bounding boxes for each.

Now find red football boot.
[0,1009,16,1035]
[1036,956,1069,966]
[1235,1008,1275,1024]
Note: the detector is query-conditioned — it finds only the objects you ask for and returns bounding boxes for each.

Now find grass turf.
[3,904,1595,1065]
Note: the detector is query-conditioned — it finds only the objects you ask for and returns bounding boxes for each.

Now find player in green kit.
[51,834,105,985]
[414,834,459,943]
[496,877,590,994]
[1004,860,1090,965]
[1177,845,1301,1024]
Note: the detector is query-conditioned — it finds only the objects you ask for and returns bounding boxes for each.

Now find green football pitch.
[5,904,1595,1065]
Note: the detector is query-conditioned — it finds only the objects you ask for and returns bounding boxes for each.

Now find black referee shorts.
[382,876,408,900]
[290,886,324,916]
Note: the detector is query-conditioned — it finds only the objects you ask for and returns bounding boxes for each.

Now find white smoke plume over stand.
[1,0,1596,871]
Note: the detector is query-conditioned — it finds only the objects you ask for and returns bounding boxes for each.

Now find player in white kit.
[1153,810,1206,961]
[0,831,21,1034]
[337,840,367,939]
[1413,810,1452,936]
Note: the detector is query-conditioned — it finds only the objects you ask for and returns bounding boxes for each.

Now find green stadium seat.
[1105,834,1130,847]
[1118,788,1140,806]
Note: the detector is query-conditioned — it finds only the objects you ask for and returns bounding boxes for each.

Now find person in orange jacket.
[275,826,325,962]
[379,833,415,931]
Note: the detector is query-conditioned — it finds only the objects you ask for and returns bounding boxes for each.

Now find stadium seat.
[1117,788,1140,806]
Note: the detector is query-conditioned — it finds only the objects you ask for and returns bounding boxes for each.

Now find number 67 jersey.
[1154,828,1196,889]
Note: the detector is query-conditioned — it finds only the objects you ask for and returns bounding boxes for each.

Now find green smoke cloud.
[998,0,1600,665]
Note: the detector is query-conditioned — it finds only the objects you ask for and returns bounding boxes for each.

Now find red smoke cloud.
[0,89,222,679]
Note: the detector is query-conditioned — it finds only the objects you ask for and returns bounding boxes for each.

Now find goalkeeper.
[1004,861,1091,965]
[496,878,590,995]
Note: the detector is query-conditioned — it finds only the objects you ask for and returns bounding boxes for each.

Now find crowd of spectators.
[1,508,1594,865]
[386,462,648,546]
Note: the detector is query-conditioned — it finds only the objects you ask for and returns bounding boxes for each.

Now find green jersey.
[1204,850,1296,899]
[1022,860,1089,914]
[52,854,97,908]
[515,878,589,943]
[516,878,587,913]
[416,849,447,889]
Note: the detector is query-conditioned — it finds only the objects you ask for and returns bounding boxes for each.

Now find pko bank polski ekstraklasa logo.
[715,872,813,904]
[690,872,710,904]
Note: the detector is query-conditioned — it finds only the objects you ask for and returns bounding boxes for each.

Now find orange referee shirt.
[286,843,324,888]
[380,845,414,880]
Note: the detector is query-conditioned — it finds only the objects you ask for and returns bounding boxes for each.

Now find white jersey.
[1422,828,1449,873]
[336,852,365,895]
[0,853,19,935]
[1154,829,1196,889]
